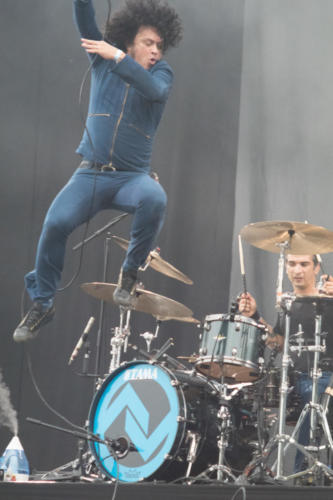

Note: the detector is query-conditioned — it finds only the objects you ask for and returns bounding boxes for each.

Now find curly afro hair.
[104,0,183,53]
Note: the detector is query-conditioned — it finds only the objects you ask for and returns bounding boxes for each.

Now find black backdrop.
[0,0,244,470]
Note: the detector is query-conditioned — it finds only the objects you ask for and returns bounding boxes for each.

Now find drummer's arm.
[238,292,283,350]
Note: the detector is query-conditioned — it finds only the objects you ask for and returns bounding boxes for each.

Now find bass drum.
[88,361,219,483]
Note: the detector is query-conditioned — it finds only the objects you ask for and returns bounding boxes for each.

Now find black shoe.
[13,302,55,343]
[113,269,137,308]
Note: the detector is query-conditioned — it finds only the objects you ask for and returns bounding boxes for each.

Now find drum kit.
[73,221,333,485]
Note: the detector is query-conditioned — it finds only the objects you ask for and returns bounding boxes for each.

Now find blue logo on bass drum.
[89,363,180,482]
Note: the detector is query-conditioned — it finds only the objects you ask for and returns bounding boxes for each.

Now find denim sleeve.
[112,58,174,103]
[73,0,102,41]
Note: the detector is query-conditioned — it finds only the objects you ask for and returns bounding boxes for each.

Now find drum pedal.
[185,432,201,478]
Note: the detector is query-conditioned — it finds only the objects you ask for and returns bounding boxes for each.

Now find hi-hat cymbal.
[112,236,193,285]
[240,221,333,254]
[295,294,333,304]
[81,282,194,320]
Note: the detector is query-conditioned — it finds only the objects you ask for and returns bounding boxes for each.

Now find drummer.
[238,254,333,473]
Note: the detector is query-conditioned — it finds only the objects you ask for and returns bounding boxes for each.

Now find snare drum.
[88,361,219,482]
[195,314,265,382]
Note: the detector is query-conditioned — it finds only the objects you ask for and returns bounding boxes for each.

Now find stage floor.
[1,481,333,500]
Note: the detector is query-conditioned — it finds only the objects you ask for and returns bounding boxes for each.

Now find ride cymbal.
[240,221,333,254]
[81,282,194,320]
[112,235,193,285]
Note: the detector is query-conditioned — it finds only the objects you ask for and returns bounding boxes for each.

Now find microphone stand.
[72,213,128,251]
[72,213,128,390]
[26,417,118,482]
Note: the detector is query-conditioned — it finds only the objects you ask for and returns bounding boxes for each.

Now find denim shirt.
[73,0,174,172]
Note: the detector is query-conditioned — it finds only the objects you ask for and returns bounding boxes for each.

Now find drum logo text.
[123,367,158,381]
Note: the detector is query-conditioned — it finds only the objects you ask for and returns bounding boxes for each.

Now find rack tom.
[195,314,266,382]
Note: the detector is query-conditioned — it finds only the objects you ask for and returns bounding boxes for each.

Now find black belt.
[79,160,117,172]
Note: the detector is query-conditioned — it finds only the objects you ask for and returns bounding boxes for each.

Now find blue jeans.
[294,371,332,472]
[25,166,167,307]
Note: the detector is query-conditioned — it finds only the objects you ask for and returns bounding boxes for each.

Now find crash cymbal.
[81,282,193,320]
[240,221,333,255]
[112,235,193,285]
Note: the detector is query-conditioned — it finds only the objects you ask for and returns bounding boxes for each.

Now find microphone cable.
[19,0,115,441]
[57,0,113,292]
[20,0,114,315]
[26,346,92,434]
[20,0,115,310]
[26,345,120,490]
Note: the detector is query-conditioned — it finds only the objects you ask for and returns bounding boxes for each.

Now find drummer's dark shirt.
[274,299,333,373]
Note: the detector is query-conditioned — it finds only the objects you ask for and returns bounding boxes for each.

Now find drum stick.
[238,234,247,294]
[316,254,330,291]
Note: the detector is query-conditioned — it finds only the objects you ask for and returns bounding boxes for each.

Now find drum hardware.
[237,221,333,482]
[319,357,333,371]
[242,293,294,482]
[192,380,254,483]
[88,361,221,483]
[81,282,194,321]
[25,416,123,482]
[275,241,291,307]
[240,220,333,255]
[140,319,162,353]
[161,353,187,371]
[128,339,182,373]
[111,235,193,285]
[248,295,333,484]
[139,316,197,354]
[185,432,201,478]
[272,298,333,483]
[72,214,129,390]
[150,337,175,362]
[109,307,132,372]
[195,314,266,382]
[82,281,195,373]
[140,331,156,353]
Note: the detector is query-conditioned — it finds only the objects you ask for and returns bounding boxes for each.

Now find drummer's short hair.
[286,254,319,267]
[312,255,319,267]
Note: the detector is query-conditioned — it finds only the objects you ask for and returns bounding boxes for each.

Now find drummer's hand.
[320,274,333,296]
[238,292,257,317]
[266,332,284,351]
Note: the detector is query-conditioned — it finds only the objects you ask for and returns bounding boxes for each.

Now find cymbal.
[81,282,194,320]
[240,221,333,254]
[112,236,193,285]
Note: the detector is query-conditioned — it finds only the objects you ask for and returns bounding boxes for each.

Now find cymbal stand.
[275,301,333,483]
[275,240,290,308]
[274,294,294,478]
[241,294,294,483]
[109,307,132,373]
[140,320,162,352]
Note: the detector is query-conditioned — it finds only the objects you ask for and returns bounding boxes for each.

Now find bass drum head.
[88,361,182,483]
